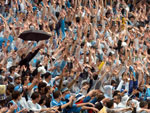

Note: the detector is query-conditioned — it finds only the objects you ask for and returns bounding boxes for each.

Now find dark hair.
[140,101,148,108]
[106,10,111,18]
[147,100,150,109]
[114,94,121,101]
[111,80,116,86]
[43,72,51,79]
[12,91,21,100]
[21,54,26,60]
[81,42,85,48]
[29,76,34,83]
[93,74,98,80]
[67,21,72,26]
[56,12,60,18]
[95,102,103,110]
[53,91,61,99]
[62,5,65,9]
[106,100,114,108]
[21,76,27,85]
[9,66,16,73]
[31,92,40,100]
[91,67,95,73]
[97,95,105,102]
[6,84,14,95]
[148,48,150,55]
[45,86,51,94]
[76,17,80,23]
[113,91,120,97]
[87,32,90,38]
[32,68,38,77]
[38,82,47,91]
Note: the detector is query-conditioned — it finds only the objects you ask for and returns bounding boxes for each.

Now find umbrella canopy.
[19,30,51,41]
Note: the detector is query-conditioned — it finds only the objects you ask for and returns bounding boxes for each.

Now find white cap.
[122,42,127,47]
[38,66,46,74]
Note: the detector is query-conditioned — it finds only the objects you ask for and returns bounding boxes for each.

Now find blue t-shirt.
[9,100,22,113]
[0,37,6,47]
[50,99,64,107]
[60,60,67,71]
[63,104,81,113]
[14,84,23,92]
[0,35,14,51]
[60,18,66,41]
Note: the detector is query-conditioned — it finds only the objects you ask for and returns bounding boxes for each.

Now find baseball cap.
[14,73,21,80]
[61,87,69,93]
[75,93,85,102]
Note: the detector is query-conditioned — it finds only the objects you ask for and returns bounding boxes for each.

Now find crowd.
[0,0,150,113]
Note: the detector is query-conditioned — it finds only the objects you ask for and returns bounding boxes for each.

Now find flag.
[0,85,6,95]
[98,61,105,70]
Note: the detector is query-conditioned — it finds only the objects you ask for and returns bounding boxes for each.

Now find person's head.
[6,84,14,95]
[106,100,114,108]
[45,86,51,94]
[81,81,89,95]
[21,76,30,85]
[140,101,148,109]
[108,52,113,59]
[34,0,38,3]
[53,90,61,100]
[12,51,17,59]
[61,88,70,97]
[95,102,103,110]
[111,23,118,31]
[21,54,26,60]
[97,94,105,102]
[44,72,52,81]
[93,74,98,80]
[12,91,22,101]
[122,72,128,82]
[113,94,121,104]
[106,10,111,18]
[111,80,117,88]
[129,15,135,23]
[9,66,16,74]
[81,80,90,90]
[31,92,41,103]
[14,76,21,85]
[38,82,47,94]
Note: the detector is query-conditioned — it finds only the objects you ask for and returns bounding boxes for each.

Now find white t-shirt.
[134,38,139,50]
[19,97,29,109]
[43,78,55,87]
[27,100,42,112]
[0,31,4,37]
[114,102,126,109]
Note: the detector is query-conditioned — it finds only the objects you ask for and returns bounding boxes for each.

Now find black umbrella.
[19,30,51,41]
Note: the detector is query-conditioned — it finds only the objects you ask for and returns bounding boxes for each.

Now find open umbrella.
[19,30,51,41]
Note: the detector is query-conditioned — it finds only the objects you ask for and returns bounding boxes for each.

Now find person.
[14,73,22,93]
[113,94,126,108]
[0,0,150,113]
[27,92,51,112]
[8,91,27,113]
[139,101,149,113]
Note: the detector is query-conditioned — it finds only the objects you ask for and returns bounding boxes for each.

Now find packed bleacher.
[0,0,150,113]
